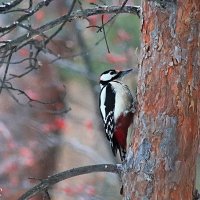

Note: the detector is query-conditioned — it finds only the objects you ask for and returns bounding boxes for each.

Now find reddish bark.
[124,0,200,199]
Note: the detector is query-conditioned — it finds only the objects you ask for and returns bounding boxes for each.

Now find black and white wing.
[99,83,118,156]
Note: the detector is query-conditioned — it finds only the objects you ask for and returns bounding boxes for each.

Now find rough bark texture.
[123,0,200,199]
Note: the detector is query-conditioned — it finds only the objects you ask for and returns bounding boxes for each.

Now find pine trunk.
[124,0,200,199]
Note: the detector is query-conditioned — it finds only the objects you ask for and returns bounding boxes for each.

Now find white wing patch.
[100,87,107,121]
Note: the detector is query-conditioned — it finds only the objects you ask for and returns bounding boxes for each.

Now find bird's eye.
[110,71,115,75]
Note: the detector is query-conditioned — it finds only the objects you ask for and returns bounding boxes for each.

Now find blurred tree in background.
[0,0,140,199]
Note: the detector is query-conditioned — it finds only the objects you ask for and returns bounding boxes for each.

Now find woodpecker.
[99,69,135,161]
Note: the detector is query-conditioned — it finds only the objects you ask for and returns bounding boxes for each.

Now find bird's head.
[99,69,132,88]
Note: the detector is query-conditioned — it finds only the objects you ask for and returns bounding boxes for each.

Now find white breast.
[111,81,133,122]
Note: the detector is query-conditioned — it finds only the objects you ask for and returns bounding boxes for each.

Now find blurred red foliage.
[87,14,111,30]
[85,0,97,3]
[106,53,128,64]
[63,186,75,196]
[85,185,96,196]
[18,48,29,57]
[35,10,45,21]
[84,119,93,131]
[87,15,98,30]
[25,90,40,100]
[54,117,66,130]
[41,117,66,133]
[19,147,33,158]
[116,29,132,42]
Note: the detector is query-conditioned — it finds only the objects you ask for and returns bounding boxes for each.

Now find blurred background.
[0,0,140,199]
[0,0,199,200]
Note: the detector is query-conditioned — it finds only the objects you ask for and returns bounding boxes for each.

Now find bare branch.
[0,81,66,106]
[97,0,129,32]
[0,5,140,52]
[18,164,122,200]
[0,0,24,13]
[32,0,77,59]
[0,0,54,34]
[0,48,14,94]
[101,15,110,53]
[8,68,36,80]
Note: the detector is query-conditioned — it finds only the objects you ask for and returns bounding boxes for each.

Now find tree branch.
[18,164,122,200]
[0,0,24,13]
[0,0,54,35]
[0,5,140,52]
[0,48,14,94]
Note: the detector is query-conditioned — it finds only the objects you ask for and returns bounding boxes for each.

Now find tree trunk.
[124,0,200,199]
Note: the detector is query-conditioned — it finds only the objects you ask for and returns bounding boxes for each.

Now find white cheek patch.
[100,73,115,82]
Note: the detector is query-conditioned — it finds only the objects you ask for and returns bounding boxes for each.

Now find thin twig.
[0,0,54,34]
[101,15,110,53]
[33,0,77,61]
[0,0,33,14]
[45,0,77,45]
[0,57,37,65]
[0,48,14,94]
[0,82,64,105]
[18,164,122,200]
[8,66,37,80]
[0,0,24,13]
[97,0,131,32]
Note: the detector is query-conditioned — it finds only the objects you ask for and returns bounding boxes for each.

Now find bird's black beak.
[118,69,133,78]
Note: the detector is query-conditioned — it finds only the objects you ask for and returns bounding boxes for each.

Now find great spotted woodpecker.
[99,69,135,161]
